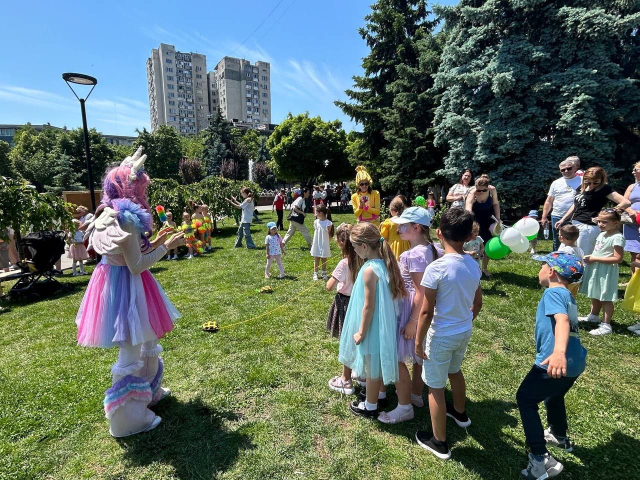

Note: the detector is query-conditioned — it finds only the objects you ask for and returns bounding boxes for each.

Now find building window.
[196,74,202,79]
[167,84,174,89]
[167,76,174,81]
[168,116,176,122]
[262,84,268,90]
[168,92,175,98]
[166,59,173,63]
[262,101,267,105]
[262,109,268,114]
[262,76,267,81]
[166,67,173,72]
[262,93,268,97]
[246,72,251,77]
[169,108,176,113]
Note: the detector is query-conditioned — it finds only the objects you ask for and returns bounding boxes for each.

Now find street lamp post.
[62,73,98,212]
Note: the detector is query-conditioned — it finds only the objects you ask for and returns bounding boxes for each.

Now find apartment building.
[147,43,210,135]
[208,57,271,127]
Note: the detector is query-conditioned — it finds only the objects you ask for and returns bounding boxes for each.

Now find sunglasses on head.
[359,182,369,186]
[560,167,573,172]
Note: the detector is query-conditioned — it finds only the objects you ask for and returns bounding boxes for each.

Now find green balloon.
[415,196,426,206]
[485,237,511,260]
[526,233,538,241]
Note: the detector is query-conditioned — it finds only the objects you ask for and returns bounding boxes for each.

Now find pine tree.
[202,108,233,177]
[47,154,83,193]
[433,0,640,204]
[336,0,432,188]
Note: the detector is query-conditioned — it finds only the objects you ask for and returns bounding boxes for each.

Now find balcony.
[246,93,252,98]
[246,102,252,106]
[253,85,258,90]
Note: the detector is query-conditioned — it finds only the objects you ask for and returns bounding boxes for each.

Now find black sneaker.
[446,401,471,428]
[357,390,388,409]
[349,400,378,419]
[415,431,451,460]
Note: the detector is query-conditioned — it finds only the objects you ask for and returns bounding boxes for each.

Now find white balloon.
[510,235,530,253]
[514,217,540,237]
[500,227,524,247]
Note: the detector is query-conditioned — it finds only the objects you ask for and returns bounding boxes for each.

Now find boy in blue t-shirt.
[518,252,586,480]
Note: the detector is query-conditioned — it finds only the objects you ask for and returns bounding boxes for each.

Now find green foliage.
[180,135,205,159]
[108,143,134,161]
[147,176,260,227]
[432,0,640,205]
[0,176,73,257]
[237,129,261,160]
[134,126,182,180]
[47,154,83,194]
[9,124,119,191]
[0,140,12,177]
[266,112,350,185]
[202,109,233,177]
[256,136,271,163]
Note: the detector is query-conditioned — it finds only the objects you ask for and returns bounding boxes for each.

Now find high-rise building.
[208,57,271,127]
[147,43,210,135]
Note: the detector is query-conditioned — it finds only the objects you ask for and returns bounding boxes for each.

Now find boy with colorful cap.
[517,252,586,479]
[265,222,285,279]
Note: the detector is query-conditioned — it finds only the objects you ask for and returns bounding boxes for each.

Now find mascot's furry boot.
[104,342,167,438]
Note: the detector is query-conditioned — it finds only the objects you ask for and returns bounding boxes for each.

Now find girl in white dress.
[311,206,334,280]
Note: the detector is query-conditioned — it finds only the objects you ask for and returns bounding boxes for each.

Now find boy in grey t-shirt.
[414,208,483,460]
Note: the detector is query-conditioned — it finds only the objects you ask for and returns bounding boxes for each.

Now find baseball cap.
[390,206,431,226]
[267,222,277,230]
[528,210,539,218]
[532,252,583,282]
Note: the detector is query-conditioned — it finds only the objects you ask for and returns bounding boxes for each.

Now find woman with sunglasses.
[622,162,640,276]
[465,174,500,277]
[555,167,630,255]
[351,166,381,227]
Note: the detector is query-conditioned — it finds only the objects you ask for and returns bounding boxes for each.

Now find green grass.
[1,211,639,479]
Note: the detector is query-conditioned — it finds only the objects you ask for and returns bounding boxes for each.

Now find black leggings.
[276,209,284,230]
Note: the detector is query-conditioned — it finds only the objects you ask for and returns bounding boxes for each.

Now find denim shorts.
[422,329,472,389]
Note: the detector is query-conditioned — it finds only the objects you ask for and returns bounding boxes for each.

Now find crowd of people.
[14,147,630,480]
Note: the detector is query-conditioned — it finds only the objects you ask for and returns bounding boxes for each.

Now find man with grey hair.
[540,157,583,250]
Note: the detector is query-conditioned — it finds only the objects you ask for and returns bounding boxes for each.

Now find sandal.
[328,376,355,395]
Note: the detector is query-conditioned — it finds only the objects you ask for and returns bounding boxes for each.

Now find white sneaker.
[321,271,328,280]
[187,255,194,260]
[578,313,601,324]
[530,248,536,254]
[627,322,640,332]
[313,273,318,281]
[589,322,612,336]
[172,255,178,260]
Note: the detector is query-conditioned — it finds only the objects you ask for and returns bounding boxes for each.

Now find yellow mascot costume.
[351,166,380,227]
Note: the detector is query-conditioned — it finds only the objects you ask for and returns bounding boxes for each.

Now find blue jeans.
[516,365,579,455]
[235,223,255,248]
[551,215,562,251]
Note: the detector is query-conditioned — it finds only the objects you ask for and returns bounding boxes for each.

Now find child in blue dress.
[578,209,625,336]
[338,222,407,418]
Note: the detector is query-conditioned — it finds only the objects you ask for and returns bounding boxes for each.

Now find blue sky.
[0,0,455,137]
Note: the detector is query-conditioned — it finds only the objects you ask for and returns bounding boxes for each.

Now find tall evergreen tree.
[433,0,640,204]
[202,108,233,177]
[336,0,432,189]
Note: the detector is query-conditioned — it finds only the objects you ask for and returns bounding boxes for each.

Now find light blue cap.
[267,222,277,230]
[390,206,431,227]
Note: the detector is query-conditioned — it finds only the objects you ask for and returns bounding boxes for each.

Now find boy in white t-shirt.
[414,208,483,460]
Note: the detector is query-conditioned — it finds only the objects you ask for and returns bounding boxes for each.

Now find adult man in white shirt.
[540,157,582,251]
[283,188,312,249]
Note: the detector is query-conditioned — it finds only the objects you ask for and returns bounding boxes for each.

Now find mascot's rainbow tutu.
[76,199,180,348]
[75,147,180,438]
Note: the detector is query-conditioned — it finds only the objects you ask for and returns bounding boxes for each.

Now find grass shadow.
[118,397,253,479]
[480,282,508,297]
[570,430,640,478]
[491,271,541,290]
[149,266,168,274]
[448,399,523,479]
[1,275,91,305]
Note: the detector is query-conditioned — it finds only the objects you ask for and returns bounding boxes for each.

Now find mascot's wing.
[88,207,131,255]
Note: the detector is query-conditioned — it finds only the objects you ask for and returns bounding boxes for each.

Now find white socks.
[378,391,387,400]
[411,393,424,407]
[365,400,378,411]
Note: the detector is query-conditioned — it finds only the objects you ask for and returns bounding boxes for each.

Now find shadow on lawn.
[118,397,253,479]
[491,271,540,290]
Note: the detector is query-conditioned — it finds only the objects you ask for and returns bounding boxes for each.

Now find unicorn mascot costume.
[76,148,183,437]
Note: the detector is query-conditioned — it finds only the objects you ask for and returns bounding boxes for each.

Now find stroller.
[6,231,66,300]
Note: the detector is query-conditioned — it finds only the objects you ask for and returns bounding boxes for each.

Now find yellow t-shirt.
[380,218,410,260]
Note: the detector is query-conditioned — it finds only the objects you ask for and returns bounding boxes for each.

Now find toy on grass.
[202,321,219,332]
[414,196,426,207]
[259,286,273,294]
[155,205,167,223]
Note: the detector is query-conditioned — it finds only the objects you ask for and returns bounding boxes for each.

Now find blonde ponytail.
[350,222,407,300]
